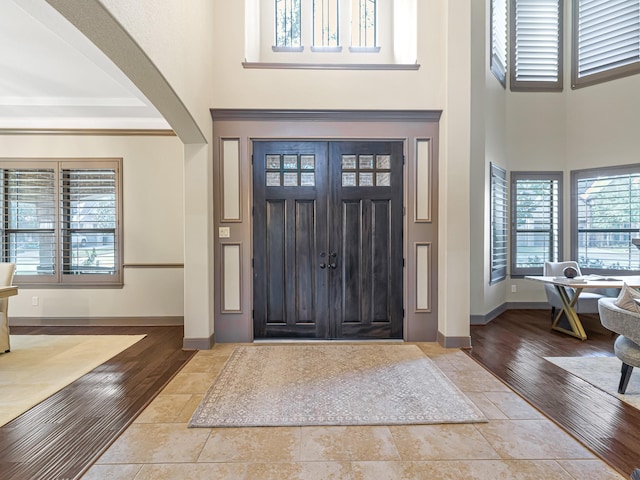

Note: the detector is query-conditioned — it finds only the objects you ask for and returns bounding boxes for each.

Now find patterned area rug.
[545,356,640,409]
[189,344,487,427]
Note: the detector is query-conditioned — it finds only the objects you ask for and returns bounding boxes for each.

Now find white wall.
[2,134,185,319]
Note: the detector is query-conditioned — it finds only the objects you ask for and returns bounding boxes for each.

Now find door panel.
[329,141,403,339]
[254,140,402,339]
[253,141,328,338]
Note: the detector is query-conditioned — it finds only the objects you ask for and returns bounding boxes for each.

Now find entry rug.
[545,356,640,410]
[189,344,487,427]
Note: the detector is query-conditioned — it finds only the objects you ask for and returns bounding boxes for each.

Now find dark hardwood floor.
[2,313,638,479]
[468,309,640,478]
[0,325,195,480]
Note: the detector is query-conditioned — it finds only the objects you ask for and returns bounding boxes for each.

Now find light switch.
[219,226,231,238]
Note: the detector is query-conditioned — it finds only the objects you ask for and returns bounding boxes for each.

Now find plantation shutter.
[573,0,640,87]
[574,168,640,271]
[1,169,56,278]
[511,0,563,91]
[60,166,118,277]
[491,0,508,85]
[491,164,508,283]
[511,173,562,276]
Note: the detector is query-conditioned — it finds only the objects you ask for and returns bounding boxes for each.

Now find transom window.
[244,0,416,67]
[490,0,508,86]
[572,0,640,88]
[0,159,122,286]
[494,0,639,90]
[510,0,563,91]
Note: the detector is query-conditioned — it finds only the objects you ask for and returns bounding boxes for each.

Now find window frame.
[571,0,640,89]
[510,0,564,92]
[510,171,563,277]
[0,158,123,288]
[490,163,508,284]
[571,164,640,275]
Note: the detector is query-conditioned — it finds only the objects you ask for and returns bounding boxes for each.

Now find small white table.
[525,275,640,340]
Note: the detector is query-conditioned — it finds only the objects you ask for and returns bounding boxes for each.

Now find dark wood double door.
[253,140,403,339]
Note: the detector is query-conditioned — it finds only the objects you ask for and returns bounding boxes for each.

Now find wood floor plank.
[0,325,195,480]
[468,309,640,478]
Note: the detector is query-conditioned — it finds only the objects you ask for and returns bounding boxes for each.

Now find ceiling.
[0,0,170,130]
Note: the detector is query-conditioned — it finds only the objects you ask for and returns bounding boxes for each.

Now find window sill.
[242,61,420,71]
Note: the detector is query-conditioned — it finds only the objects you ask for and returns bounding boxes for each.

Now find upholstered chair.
[598,296,640,394]
[543,261,617,317]
[0,263,16,353]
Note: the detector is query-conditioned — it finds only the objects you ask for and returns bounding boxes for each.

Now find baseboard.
[183,333,215,350]
[9,316,184,327]
[470,302,549,325]
[437,331,472,349]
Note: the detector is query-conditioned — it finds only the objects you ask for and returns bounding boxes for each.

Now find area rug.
[545,356,640,409]
[189,344,487,428]
[0,334,145,427]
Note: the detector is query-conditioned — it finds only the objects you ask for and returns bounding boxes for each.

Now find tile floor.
[82,343,625,480]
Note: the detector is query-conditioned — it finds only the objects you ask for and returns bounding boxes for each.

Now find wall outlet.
[31,296,39,306]
[511,284,517,293]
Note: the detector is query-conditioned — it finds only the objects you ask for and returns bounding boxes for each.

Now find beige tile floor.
[82,343,625,480]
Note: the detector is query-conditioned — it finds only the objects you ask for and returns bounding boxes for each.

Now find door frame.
[211,109,441,343]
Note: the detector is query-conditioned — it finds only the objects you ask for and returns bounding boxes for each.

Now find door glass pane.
[300,155,315,169]
[300,172,315,186]
[283,172,298,186]
[266,172,281,186]
[342,172,357,186]
[283,155,298,170]
[359,172,374,186]
[359,155,374,169]
[376,155,391,169]
[341,155,357,170]
[376,172,390,186]
[266,155,281,170]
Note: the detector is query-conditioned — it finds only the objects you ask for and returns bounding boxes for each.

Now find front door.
[253,140,403,339]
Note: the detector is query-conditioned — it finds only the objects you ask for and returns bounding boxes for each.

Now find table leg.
[551,285,587,340]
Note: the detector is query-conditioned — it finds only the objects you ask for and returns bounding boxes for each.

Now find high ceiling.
[0,0,170,130]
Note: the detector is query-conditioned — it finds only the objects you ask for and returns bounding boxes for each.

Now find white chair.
[543,261,617,317]
[0,263,16,353]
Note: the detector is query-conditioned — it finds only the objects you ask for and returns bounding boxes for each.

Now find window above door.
[243,0,418,69]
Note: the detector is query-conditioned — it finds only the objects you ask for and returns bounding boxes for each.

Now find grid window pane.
[511,172,563,276]
[574,167,640,272]
[275,0,302,47]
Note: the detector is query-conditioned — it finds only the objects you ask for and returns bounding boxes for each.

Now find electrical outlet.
[31,296,39,306]
[511,284,517,293]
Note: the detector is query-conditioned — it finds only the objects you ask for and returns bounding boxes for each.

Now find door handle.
[329,263,336,269]
[320,263,326,269]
